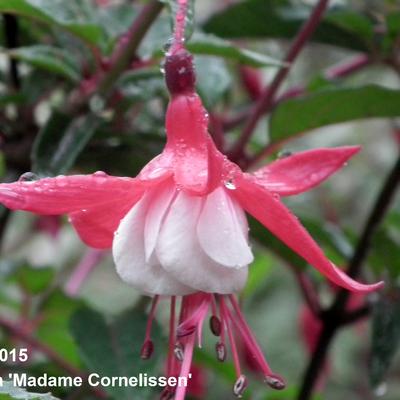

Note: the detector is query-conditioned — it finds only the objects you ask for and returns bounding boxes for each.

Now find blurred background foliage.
[0,0,400,399]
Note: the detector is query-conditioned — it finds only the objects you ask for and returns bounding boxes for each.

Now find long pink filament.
[228,295,274,376]
[144,295,159,342]
[174,333,195,400]
[220,297,242,378]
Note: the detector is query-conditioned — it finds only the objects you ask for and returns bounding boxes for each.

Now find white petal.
[197,187,253,267]
[112,194,194,296]
[156,191,248,294]
[144,181,176,261]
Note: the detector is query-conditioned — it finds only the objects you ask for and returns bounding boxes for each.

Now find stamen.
[211,294,218,316]
[160,387,175,400]
[174,333,196,400]
[264,374,286,390]
[174,342,184,362]
[196,303,209,348]
[177,298,209,338]
[227,295,286,389]
[220,297,242,378]
[140,339,154,360]
[167,296,176,376]
[216,341,226,362]
[141,295,159,360]
[209,315,222,336]
[233,374,248,398]
[217,294,227,355]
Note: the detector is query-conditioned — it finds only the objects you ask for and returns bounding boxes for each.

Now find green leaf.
[0,381,59,399]
[203,0,372,52]
[0,0,104,46]
[10,45,81,82]
[118,68,166,102]
[70,307,162,400]
[36,291,83,367]
[370,228,400,279]
[195,56,231,108]
[32,112,102,176]
[370,289,400,387]
[243,251,274,297]
[269,85,400,141]
[187,33,283,67]
[13,265,55,295]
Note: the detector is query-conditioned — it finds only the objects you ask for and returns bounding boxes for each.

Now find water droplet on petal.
[224,180,236,190]
[277,150,292,159]
[93,170,108,178]
[147,167,165,179]
[18,172,38,182]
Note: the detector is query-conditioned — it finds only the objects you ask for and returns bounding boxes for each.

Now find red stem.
[0,316,83,377]
[246,55,370,168]
[229,0,330,162]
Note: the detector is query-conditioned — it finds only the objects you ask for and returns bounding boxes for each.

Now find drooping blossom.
[0,25,383,400]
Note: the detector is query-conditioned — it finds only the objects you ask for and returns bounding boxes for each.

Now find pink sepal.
[251,146,361,196]
[232,175,383,293]
[0,174,144,248]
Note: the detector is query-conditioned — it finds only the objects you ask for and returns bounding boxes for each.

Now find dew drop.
[224,180,236,190]
[147,167,164,179]
[163,37,174,55]
[93,170,108,178]
[18,172,38,182]
[160,60,166,75]
[277,150,293,159]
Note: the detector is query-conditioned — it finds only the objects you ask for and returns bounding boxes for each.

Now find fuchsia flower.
[0,48,383,398]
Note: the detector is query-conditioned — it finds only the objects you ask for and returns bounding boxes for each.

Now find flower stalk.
[229,0,330,162]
